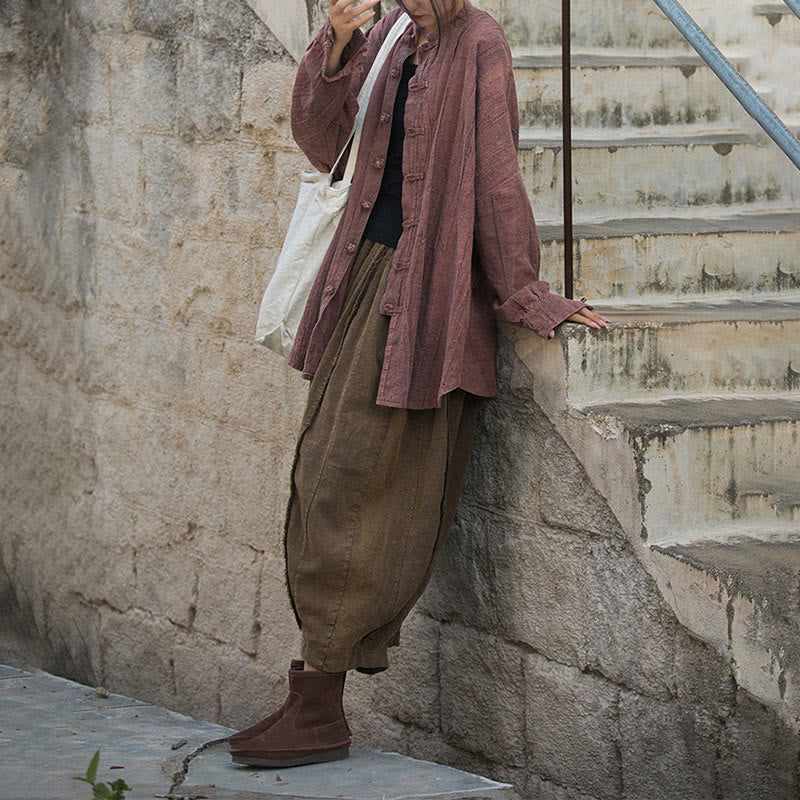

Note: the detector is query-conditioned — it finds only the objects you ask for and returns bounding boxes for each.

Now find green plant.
[73,748,131,800]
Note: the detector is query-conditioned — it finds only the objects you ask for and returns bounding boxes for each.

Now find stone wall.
[1,2,798,799]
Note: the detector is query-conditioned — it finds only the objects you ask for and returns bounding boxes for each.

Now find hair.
[393,0,460,61]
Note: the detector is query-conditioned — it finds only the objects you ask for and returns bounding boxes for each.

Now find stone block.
[538,432,626,538]
[439,623,526,766]
[177,141,276,244]
[216,649,288,729]
[106,33,180,133]
[672,625,736,714]
[718,689,800,800]
[172,636,221,722]
[68,0,132,33]
[422,511,591,670]
[92,218,159,316]
[129,0,196,40]
[527,774,607,800]
[162,234,256,334]
[176,37,241,141]
[84,124,145,223]
[135,536,201,628]
[580,536,677,700]
[195,0,288,59]
[141,133,193,247]
[241,59,296,149]
[98,605,177,707]
[257,544,301,626]
[193,530,262,655]
[368,610,441,732]
[61,26,111,126]
[618,690,718,800]
[459,391,544,517]
[525,651,621,799]
[273,150,314,240]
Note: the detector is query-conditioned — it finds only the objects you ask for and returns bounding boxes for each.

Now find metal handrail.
[783,0,800,20]
[651,0,800,170]
[557,0,800,297]
[561,0,574,299]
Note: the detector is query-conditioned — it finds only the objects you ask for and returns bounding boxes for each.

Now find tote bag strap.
[328,13,414,182]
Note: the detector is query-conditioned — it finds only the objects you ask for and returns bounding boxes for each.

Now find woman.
[229,0,610,768]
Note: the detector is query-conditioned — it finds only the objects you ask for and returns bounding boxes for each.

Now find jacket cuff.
[318,17,368,83]
[522,294,593,339]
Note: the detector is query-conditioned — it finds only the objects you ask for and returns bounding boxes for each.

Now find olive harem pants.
[283,236,481,674]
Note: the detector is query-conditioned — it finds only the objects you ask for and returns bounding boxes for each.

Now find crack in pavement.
[165,734,232,797]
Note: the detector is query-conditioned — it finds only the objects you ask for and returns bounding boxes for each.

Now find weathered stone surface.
[368,610,442,733]
[241,59,297,148]
[718,689,800,800]
[193,532,262,654]
[525,652,621,799]
[439,623,526,767]
[4,1,800,798]
[617,691,719,800]
[98,606,178,707]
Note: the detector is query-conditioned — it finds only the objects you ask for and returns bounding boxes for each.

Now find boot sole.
[231,746,350,768]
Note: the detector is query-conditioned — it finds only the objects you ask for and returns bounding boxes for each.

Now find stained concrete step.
[535,208,800,301]
[475,0,690,50]
[517,127,800,218]
[574,394,800,542]
[648,533,800,733]
[513,50,759,130]
[556,297,800,405]
[0,665,517,800]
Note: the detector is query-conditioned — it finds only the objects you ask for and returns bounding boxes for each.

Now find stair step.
[517,131,800,218]
[512,49,759,130]
[475,0,691,50]
[536,224,800,302]
[753,3,796,19]
[574,395,800,540]
[558,297,800,404]
[649,533,800,732]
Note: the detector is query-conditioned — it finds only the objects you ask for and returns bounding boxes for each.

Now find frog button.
[346,242,357,254]
[323,284,335,296]
[380,111,391,123]
[374,157,385,169]
[361,200,372,210]
[391,67,400,78]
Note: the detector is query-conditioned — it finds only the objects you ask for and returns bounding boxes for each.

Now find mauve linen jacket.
[287,1,591,409]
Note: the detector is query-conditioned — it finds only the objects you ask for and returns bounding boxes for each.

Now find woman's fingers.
[330,0,380,33]
[569,307,610,329]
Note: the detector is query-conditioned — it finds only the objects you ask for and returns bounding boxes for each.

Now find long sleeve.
[290,14,391,174]
[473,34,591,339]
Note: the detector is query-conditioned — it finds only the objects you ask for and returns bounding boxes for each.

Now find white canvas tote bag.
[255,14,412,358]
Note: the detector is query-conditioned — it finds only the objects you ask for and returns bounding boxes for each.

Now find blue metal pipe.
[783,0,800,21]
[652,0,800,170]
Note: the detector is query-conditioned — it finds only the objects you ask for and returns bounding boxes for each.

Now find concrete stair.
[649,534,800,731]
[537,210,800,300]
[513,50,761,129]
[477,0,800,737]
[517,131,800,218]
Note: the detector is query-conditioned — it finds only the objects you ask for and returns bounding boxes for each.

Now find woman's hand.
[546,303,610,338]
[329,0,381,45]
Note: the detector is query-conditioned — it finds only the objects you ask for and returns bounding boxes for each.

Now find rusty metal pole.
[561,0,574,298]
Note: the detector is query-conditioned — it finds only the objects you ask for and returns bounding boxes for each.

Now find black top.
[362,58,418,248]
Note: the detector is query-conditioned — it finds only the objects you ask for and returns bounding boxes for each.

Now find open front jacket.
[288,1,591,409]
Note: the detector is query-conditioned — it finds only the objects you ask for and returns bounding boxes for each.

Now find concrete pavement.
[0,664,518,800]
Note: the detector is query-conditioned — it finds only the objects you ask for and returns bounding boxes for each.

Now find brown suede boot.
[226,659,305,750]
[230,669,351,767]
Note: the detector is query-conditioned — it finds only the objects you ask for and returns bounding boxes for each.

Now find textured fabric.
[284,237,480,673]
[362,57,417,248]
[288,1,592,409]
